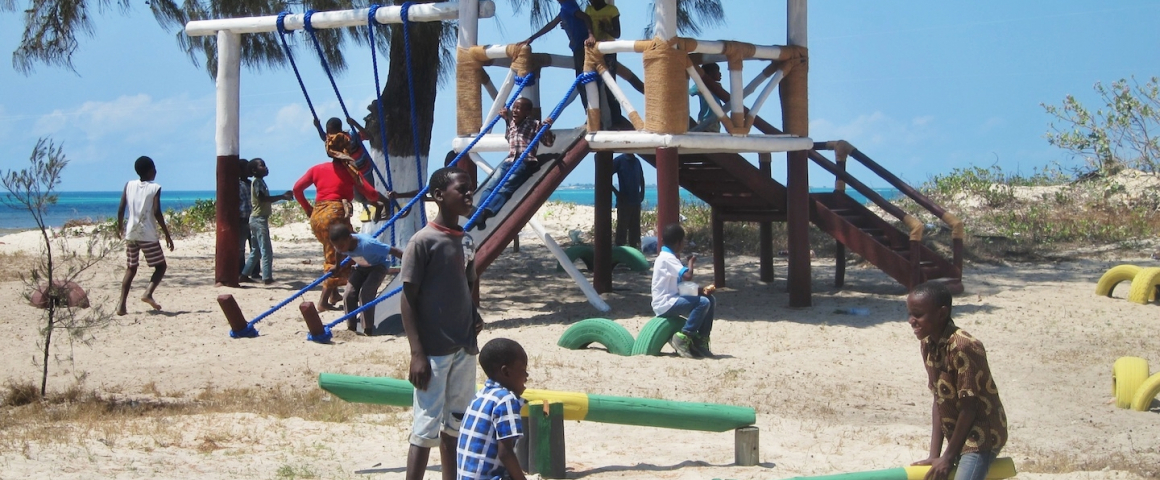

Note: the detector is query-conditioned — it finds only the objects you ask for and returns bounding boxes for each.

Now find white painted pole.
[599,70,640,124]
[469,153,610,313]
[743,69,773,98]
[746,69,785,123]
[585,81,602,128]
[452,132,812,153]
[482,69,516,132]
[655,0,677,40]
[522,74,541,116]
[687,66,729,127]
[458,0,479,49]
[185,1,495,36]
[788,0,808,47]
[216,31,241,157]
[729,68,745,128]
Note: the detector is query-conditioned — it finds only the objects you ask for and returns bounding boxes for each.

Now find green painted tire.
[557,245,595,271]
[611,246,650,272]
[1113,356,1150,409]
[1095,264,1141,298]
[631,316,685,356]
[557,318,635,356]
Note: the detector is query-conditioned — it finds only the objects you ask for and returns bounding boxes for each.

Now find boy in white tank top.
[115,156,174,315]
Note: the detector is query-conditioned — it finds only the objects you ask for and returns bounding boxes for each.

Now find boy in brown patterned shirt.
[907,281,1007,480]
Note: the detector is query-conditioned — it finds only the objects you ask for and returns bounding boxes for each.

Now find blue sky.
[1,1,1158,192]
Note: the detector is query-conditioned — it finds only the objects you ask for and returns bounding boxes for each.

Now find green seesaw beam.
[779,457,1016,480]
[318,373,755,432]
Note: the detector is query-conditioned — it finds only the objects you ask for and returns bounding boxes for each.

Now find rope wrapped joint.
[307,326,334,344]
[230,325,260,339]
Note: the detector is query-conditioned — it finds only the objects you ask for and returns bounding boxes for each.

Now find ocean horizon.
[1,186,901,233]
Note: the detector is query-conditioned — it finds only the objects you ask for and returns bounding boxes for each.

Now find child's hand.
[390,247,404,259]
[409,353,432,390]
[165,237,174,251]
[584,34,596,47]
[500,107,510,118]
[702,284,716,296]
[281,191,293,200]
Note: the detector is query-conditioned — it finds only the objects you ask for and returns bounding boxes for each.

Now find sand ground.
[0,204,1157,479]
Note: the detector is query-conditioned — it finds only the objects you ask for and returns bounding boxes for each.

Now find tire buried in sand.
[1113,356,1150,409]
[557,318,635,356]
[1095,264,1141,298]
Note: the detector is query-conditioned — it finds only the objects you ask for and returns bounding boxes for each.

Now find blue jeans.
[662,295,715,338]
[476,158,538,216]
[955,450,999,480]
[242,216,272,281]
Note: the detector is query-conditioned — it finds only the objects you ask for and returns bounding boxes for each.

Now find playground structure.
[186,0,966,334]
[1096,264,1160,305]
[556,316,690,357]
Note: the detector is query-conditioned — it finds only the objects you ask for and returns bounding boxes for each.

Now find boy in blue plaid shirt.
[456,338,529,480]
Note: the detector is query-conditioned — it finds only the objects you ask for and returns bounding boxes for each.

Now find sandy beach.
[0,203,1157,479]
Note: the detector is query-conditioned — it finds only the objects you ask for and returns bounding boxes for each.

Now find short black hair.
[513,97,533,109]
[661,223,685,248]
[238,158,250,176]
[444,150,460,167]
[702,63,720,74]
[430,167,467,193]
[911,281,952,310]
[328,222,353,242]
[479,338,526,379]
[326,117,343,133]
[249,158,265,173]
[134,156,155,176]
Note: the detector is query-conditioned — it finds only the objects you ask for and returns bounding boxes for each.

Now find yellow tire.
[1130,372,1160,412]
[1095,264,1141,298]
[1127,267,1160,305]
[1112,356,1150,409]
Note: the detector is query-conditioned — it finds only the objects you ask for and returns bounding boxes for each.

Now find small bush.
[3,380,40,407]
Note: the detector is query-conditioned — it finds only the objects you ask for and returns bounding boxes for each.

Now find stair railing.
[814,141,964,276]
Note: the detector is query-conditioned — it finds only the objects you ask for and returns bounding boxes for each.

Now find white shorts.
[411,348,477,448]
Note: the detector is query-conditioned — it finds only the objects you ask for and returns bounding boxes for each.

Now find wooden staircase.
[641,149,962,291]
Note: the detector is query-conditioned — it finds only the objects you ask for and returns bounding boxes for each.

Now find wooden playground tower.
[190,0,964,308]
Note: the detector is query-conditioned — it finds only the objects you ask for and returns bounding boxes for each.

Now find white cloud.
[265,103,315,135]
[30,93,215,143]
[809,111,936,147]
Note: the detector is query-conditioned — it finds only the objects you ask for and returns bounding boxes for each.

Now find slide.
[366,127,591,335]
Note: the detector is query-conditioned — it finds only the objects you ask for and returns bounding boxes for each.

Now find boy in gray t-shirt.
[401,167,482,480]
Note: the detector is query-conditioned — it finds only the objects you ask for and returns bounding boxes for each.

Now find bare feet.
[318,302,339,312]
[141,297,162,311]
[116,305,127,316]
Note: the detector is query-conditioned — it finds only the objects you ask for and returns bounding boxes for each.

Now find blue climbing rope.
[316,72,597,341]
[400,2,428,225]
[302,10,393,196]
[276,12,320,129]
[367,4,398,250]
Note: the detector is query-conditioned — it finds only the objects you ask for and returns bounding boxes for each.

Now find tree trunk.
[362,0,443,247]
[39,226,53,397]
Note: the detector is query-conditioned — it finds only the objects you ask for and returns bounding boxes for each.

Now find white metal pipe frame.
[185,1,496,36]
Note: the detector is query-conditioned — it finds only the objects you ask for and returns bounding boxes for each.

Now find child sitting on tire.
[651,223,716,358]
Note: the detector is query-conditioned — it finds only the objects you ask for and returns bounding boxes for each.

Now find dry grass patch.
[1020,448,1159,478]
[0,251,36,282]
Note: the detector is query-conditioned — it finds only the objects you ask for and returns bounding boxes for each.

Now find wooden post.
[214,30,242,288]
[515,414,531,472]
[758,153,774,283]
[735,426,760,466]
[217,294,248,335]
[782,0,811,307]
[299,302,328,340]
[711,207,725,288]
[834,151,846,288]
[527,401,566,478]
[594,152,614,293]
[655,147,680,235]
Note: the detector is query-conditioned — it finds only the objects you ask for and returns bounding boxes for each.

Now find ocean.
[1,187,900,234]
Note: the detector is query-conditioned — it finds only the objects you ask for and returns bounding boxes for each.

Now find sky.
[1,1,1158,192]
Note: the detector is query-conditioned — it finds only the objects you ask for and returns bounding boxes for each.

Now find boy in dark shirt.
[907,281,1008,480]
[401,167,484,480]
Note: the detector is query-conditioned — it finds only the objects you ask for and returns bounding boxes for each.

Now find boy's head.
[328,223,358,252]
[325,117,344,134]
[479,338,529,395]
[429,167,473,218]
[511,97,533,122]
[249,158,268,178]
[661,223,685,250]
[134,156,156,180]
[906,281,952,341]
[701,63,722,82]
[238,158,251,179]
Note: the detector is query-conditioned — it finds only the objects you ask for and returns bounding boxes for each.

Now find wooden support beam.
[214,30,242,288]
[655,147,681,235]
[735,426,760,466]
[594,152,614,293]
[758,154,774,283]
[712,207,725,288]
[527,401,566,478]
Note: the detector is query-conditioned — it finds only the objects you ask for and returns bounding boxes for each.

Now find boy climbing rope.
[401,167,483,480]
[907,281,1008,480]
[328,223,403,334]
[471,97,554,230]
[651,223,717,358]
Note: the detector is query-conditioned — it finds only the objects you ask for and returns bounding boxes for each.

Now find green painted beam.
[585,393,756,432]
[318,373,755,432]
